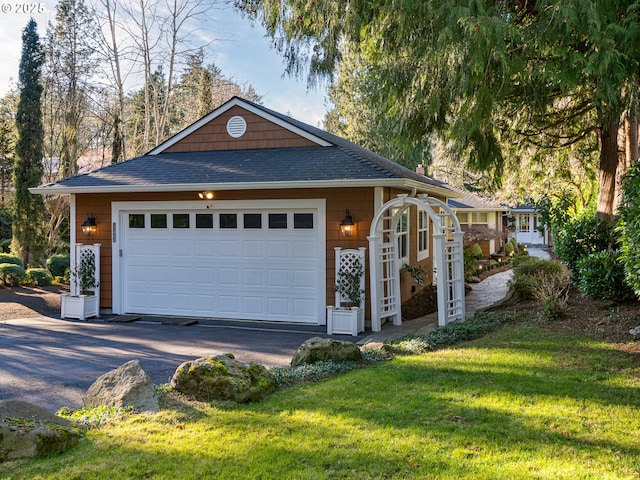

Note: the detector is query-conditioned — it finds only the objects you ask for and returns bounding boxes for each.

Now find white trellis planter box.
[326,306,364,336]
[328,247,367,336]
[61,243,101,321]
[61,294,99,320]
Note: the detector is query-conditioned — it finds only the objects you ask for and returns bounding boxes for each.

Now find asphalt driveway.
[0,286,364,413]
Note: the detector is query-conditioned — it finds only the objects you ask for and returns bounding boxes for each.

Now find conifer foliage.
[13,19,47,266]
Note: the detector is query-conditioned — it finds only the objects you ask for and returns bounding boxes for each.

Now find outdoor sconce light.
[340,209,355,237]
[81,215,97,237]
[198,191,215,200]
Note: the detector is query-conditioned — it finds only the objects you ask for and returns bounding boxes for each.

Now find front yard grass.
[3,314,640,479]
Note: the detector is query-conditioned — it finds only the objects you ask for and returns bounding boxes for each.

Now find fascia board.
[30,178,457,196]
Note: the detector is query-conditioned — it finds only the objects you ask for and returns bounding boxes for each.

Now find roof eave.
[30,178,457,196]
[450,206,511,212]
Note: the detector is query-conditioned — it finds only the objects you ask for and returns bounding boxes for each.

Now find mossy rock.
[0,400,80,461]
[169,354,276,403]
[290,337,362,366]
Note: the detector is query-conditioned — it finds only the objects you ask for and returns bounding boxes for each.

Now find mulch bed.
[491,284,640,347]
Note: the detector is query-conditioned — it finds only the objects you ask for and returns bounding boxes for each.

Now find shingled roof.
[31,97,455,196]
[446,185,509,211]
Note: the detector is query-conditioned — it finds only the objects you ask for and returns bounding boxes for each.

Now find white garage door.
[119,203,323,323]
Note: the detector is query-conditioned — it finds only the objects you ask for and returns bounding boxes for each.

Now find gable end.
[150,98,332,154]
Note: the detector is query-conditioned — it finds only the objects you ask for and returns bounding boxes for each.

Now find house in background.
[32,97,465,330]
[510,204,550,246]
[446,187,510,256]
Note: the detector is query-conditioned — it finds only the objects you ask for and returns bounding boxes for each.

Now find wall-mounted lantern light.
[198,191,215,200]
[340,209,355,237]
[81,215,97,237]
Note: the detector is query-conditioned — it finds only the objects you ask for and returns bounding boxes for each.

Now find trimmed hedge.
[0,254,24,269]
[46,254,70,278]
[26,268,54,287]
[0,263,25,286]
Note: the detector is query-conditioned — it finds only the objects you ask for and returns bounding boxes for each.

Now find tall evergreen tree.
[0,93,17,208]
[13,19,46,266]
[236,0,640,219]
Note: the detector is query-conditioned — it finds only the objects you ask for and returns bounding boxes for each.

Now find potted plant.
[61,247,100,320]
[327,258,365,335]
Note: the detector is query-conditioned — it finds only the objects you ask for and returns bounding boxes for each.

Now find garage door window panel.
[173,213,190,228]
[129,214,145,228]
[151,214,167,228]
[269,213,287,229]
[196,213,213,229]
[220,213,237,229]
[294,213,314,229]
[244,213,262,229]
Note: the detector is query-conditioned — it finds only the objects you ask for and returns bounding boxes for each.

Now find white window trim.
[417,209,429,261]
[394,208,409,263]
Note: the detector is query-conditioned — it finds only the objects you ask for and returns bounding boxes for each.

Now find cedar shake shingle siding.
[163,106,317,152]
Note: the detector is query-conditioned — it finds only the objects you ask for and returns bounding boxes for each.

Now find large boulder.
[170,353,276,403]
[0,400,80,462]
[291,337,362,367]
[83,360,159,412]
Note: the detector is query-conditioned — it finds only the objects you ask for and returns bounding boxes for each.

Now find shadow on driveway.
[0,287,367,413]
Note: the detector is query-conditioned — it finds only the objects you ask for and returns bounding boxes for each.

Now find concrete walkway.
[358,246,552,347]
[358,268,513,347]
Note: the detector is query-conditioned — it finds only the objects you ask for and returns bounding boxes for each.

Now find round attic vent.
[226,115,247,138]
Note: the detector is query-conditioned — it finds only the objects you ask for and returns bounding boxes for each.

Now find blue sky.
[0,2,329,126]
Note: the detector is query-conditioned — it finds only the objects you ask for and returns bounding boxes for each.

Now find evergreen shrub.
[0,254,24,269]
[470,243,483,259]
[619,161,640,299]
[554,214,615,283]
[509,258,564,299]
[577,251,634,302]
[26,267,53,287]
[0,263,26,286]
[504,239,516,256]
[46,254,70,278]
[463,249,478,277]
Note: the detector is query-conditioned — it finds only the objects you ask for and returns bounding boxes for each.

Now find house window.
[471,212,488,226]
[220,213,237,229]
[519,214,530,232]
[294,213,314,229]
[269,213,287,229]
[244,213,262,229]
[394,208,408,261]
[456,212,468,225]
[129,214,145,228]
[417,210,429,260]
[150,214,167,228]
[195,214,213,229]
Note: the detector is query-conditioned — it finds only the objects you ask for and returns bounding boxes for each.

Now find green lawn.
[3,319,640,479]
